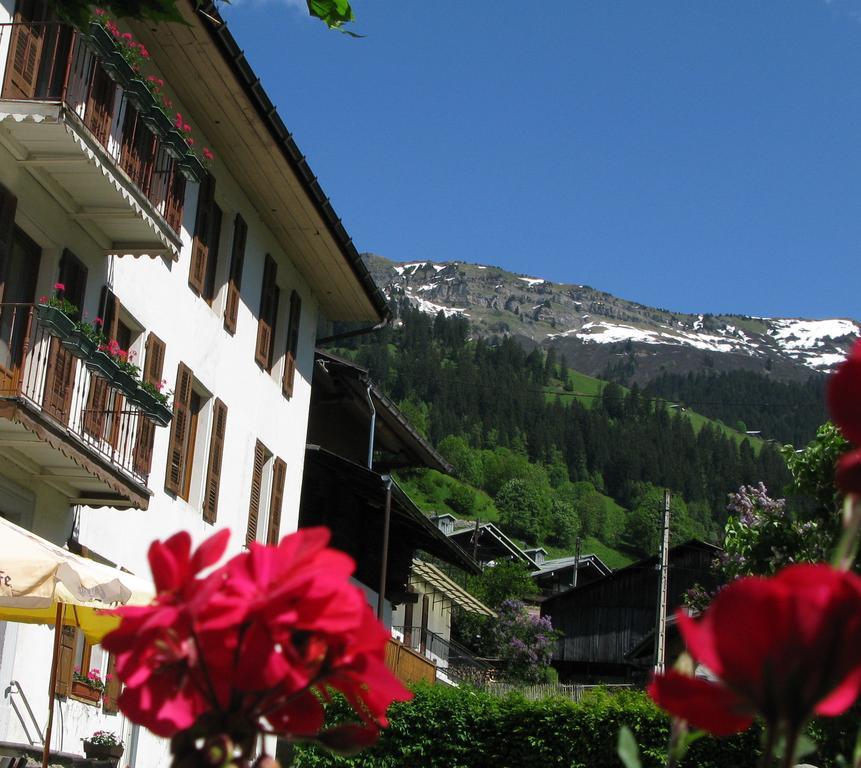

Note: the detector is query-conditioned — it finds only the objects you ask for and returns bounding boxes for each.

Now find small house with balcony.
[0,1,390,765]
[299,350,482,684]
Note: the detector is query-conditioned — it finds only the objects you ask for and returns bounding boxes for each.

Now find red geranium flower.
[648,564,861,737]
[102,528,411,760]
[829,338,861,446]
[837,449,861,495]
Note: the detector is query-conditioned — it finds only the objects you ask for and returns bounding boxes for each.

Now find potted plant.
[178,152,206,183]
[140,379,173,426]
[82,731,124,763]
[36,283,78,338]
[85,347,120,381]
[141,103,173,139]
[124,76,154,112]
[71,667,105,704]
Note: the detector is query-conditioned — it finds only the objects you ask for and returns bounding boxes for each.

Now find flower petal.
[648,671,754,737]
[828,339,861,446]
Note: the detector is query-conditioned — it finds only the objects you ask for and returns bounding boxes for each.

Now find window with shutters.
[245,444,286,547]
[55,628,107,706]
[189,175,220,303]
[282,290,302,399]
[164,362,221,509]
[223,214,247,335]
[255,255,279,371]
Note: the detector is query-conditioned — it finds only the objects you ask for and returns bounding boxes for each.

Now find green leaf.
[306,0,355,28]
[617,726,642,768]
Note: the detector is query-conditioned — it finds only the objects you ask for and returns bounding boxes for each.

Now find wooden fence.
[385,638,436,686]
[472,682,632,701]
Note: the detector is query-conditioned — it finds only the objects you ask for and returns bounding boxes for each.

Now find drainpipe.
[316,317,389,347]
[377,476,393,620]
[365,381,376,470]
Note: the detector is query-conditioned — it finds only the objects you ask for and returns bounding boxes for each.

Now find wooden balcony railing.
[0,21,185,234]
[0,304,153,487]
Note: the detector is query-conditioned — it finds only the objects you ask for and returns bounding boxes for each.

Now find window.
[282,290,301,398]
[245,443,286,546]
[223,213,247,334]
[54,626,120,711]
[188,174,220,303]
[164,362,224,512]
[255,254,279,371]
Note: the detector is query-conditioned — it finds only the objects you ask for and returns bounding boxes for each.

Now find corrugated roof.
[411,559,496,617]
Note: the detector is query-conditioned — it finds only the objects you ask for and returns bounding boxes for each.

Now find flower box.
[85,22,117,60]
[84,349,119,381]
[162,129,190,160]
[178,153,206,183]
[82,741,124,761]
[35,304,76,338]
[111,369,140,400]
[141,104,173,140]
[149,401,173,427]
[123,77,154,112]
[60,329,97,359]
[101,50,135,86]
[70,680,101,704]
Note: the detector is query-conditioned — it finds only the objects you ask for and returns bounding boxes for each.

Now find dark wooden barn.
[541,540,721,683]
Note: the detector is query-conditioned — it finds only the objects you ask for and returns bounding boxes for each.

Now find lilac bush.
[492,600,560,683]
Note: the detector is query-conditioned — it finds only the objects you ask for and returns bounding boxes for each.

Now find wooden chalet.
[541,540,721,682]
[300,351,479,622]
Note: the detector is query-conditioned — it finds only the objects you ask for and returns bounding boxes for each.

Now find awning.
[0,515,153,642]
[410,559,496,617]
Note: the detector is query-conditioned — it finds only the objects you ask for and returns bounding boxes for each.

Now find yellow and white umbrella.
[0,516,154,767]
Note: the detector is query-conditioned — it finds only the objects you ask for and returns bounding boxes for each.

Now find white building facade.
[0,1,389,764]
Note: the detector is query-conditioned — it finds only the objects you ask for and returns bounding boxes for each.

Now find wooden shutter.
[142,332,165,386]
[223,214,247,334]
[282,290,302,398]
[0,185,18,302]
[246,440,266,546]
[164,363,193,495]
[83,375,109,438]
[255,255,278,369]
[266,457,286,545]
[133,334,166,477]
[202,399,227,524]
[189,175,215,295]
[164,161,186,235]
[54,625,76,697]
[83,66,116,148]
[98,285,120,341]
[2,3,47,100]
[58,249,87,320]
[43,339,72,421]
[102,653,121,714]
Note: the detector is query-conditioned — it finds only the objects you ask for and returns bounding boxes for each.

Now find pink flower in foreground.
[648,564,861,737]
[102,528,410,758]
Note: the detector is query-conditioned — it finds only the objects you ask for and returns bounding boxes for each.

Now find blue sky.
[222,1,861,320]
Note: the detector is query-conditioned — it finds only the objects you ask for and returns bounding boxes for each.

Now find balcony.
[392,626,494,687]
[0,304,153,509]
[0,21,188,260]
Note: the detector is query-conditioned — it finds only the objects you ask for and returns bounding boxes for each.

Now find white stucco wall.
[0,8,341,764]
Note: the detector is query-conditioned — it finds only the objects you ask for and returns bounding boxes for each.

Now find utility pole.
[572,535,582,588]
[654,489,671,675]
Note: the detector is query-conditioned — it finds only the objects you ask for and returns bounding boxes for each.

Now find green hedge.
[289,685,770,768]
